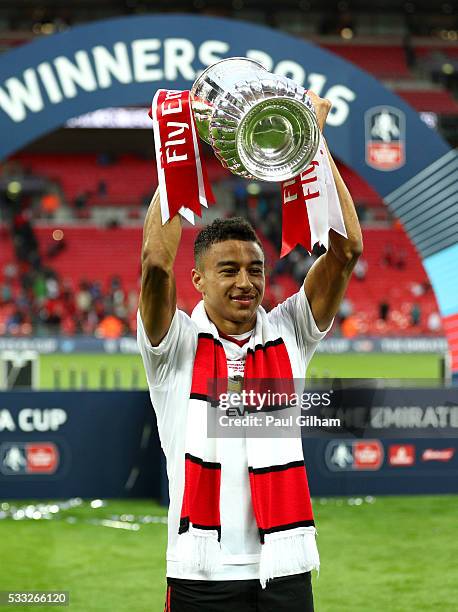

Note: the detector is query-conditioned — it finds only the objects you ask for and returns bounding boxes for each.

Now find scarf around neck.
[177,300,319,587]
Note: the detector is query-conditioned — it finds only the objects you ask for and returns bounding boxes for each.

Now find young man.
[138,93,362,611]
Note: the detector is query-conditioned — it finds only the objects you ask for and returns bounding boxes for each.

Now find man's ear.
[191,268,204,293]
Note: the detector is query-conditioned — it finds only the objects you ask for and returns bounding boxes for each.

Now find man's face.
[192,240,265,332]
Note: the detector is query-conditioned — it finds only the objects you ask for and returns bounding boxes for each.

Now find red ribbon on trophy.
[150,89,215,224]
[280,136,347,257]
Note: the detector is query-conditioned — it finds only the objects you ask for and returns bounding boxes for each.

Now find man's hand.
[307,91,332,132]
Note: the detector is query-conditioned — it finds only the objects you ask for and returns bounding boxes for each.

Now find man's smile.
[230,294,256,306]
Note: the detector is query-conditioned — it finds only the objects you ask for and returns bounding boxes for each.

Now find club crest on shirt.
[228,376,243,393]
[365,106,406,171]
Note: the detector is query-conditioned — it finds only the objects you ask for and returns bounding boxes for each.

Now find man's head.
[192,218,265,333]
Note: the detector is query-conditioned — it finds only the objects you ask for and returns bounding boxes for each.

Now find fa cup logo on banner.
[365,106,406,171]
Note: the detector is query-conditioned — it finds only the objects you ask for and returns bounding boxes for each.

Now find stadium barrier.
[0,390,457,500]
[0,336,449,355]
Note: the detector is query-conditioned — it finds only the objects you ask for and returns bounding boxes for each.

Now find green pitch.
[38,352,442,389]
[1,496,456,611]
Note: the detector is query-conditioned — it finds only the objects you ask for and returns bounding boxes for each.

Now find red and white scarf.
[150,89,215,225]
[177,301,319,587]
[281,134,347,256]
[150,89,345,256]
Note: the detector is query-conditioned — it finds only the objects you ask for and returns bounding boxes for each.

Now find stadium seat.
[321,43,411,79]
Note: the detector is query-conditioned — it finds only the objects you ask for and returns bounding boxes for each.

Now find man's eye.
[249,268,263,275]
[222,269,237,275]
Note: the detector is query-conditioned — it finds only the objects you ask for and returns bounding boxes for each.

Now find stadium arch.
[0,14,456,377]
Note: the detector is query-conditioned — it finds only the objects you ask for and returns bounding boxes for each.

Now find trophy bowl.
[191,57,320,182]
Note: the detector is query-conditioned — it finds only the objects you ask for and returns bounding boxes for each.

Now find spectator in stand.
[0,283,13,304]
[12,207,40,267]
[45,273,60,299]
[3,262,17,282]
[410,281,425,297]
[291,250,315,284]
[353,257,368,281]
[410,303,421,326]
[379,300,390,321]
[5,308,27,335]
[96,313,124,338]
[341,315,359,338]
[75,281,92,313]
[382,243,394,267]
[396,248,406,270]
[33,273,47,303]
[40,191,61,219]
[89,280,103,301]
[338,297,353,323]
[46,233,67,259]
[423,281,432,293]
[98,180,107,197]
[74,191,89,213]
[427,312,442,333]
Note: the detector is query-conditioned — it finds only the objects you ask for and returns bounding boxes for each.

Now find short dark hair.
[194,217,263,266]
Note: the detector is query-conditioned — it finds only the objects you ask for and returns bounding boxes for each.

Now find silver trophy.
[191,57,320,182]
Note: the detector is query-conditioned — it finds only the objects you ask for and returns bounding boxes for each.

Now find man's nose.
[236,270,253,290]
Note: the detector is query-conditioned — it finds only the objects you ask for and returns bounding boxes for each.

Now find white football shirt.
[137,289,331,580]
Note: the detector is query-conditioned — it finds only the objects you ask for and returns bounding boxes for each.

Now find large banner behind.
[0,15,452,202]
[0,390,457,499]
[0,391,162,499]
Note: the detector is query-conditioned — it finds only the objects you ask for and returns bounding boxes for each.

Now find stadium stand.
[0,223,443,338]
[12,154,233,209]
[395,89,458,115]
[14,154,156,208]
[321,42,412,79]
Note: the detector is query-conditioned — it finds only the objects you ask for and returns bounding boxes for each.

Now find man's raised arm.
[139,188,182,346]
[303,92,363,332]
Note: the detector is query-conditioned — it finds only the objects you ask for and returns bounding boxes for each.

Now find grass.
[38,353,442,389]
[0,500,167,612]
[1,496,457,611]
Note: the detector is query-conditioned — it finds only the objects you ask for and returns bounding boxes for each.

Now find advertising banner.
[0,391,162,499]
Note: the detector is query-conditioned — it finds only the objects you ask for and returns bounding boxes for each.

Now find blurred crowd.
[1,265,138,338]
[0,159,443,339]
[0,191,138,337]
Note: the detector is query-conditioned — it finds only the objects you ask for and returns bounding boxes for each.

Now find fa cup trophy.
[191,57,320,182]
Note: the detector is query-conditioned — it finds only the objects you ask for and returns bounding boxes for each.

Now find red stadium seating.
[335,163,383,207]
[50,225,442,335]
[321,43,411,79]
[414,44,458,60]
[13,154,232,208]
[12,153,384,212]
[15,154,156,207]
[343,226,441,336]
[0,223,442,337]
[395,89,458,115]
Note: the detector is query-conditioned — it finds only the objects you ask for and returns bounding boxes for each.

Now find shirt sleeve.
[136,308,198,390]
[267,289,333,370]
